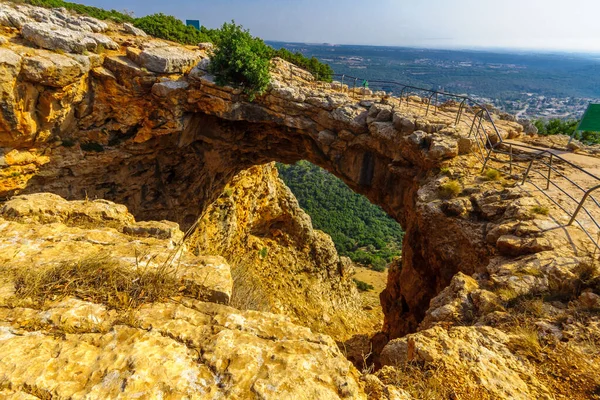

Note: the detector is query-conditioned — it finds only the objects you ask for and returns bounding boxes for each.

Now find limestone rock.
[152,80,190,97]
[0,193,233,305]
[190,164,372,339]
[379,326,551,399]
[21,22,117,54]
[136,45,202,74]
[496,234,554,256]
[0,299,364,399]
[1,192,135,228]
[123,22,147,37]
[0,4,29,28]
[21,49,89,87]
[419,272,479,329]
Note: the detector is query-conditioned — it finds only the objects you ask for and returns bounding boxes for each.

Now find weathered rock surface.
[136,44,203,73]
[0,193,232,304]
[191,164,375,339]
[22,22,117,53]
[379,326,552,399]
[0,3,599,398]
[0,193,364,399]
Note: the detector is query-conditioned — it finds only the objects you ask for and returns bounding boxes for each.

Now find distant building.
[186,20,200,30]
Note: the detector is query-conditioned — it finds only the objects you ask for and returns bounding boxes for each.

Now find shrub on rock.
[209,22,271,100]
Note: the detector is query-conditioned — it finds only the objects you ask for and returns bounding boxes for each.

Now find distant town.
[268,42,600,122]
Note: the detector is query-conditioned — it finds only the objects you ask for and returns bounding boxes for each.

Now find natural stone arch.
[2,47,538,340]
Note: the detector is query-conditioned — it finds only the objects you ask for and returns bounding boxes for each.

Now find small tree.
[209,22,271,100]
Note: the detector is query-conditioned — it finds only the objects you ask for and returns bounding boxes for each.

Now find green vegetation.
[277,161,403,271]
[258,247,268,259]
[133,13,216,45]
[17,0,134,22]
[208,22,272,100]
[439,180,462,198]
[353,279,374,292]
[534,118,600,145]
[12,0,333,85]
[271,47,333,81]
[531,205,549,216]
[483,168,501,181]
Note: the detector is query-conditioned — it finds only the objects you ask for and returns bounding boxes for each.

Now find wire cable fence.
[282,65,600,255]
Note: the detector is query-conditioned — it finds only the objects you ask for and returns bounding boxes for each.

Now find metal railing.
[287,68,600,254]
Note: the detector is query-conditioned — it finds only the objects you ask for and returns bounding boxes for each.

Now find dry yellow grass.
[12,255,183,310]
[439,180,462,199]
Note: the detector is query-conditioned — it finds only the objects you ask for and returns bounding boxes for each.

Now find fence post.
[546,154,553,190]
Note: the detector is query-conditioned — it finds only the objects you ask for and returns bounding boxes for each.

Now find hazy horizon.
[85,0,600,53]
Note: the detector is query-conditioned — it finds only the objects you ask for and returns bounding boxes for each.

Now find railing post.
[546,154,553,190]
[425,93,435,116]
[568,184,600,226]
[455,99,466,126]
[341,75,345,93]
[521,157,536,185]
[353,78,357,99]
[468,110,482,137]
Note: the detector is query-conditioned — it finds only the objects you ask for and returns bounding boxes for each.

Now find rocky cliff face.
[189,163,378,340]
[1,2,599,398]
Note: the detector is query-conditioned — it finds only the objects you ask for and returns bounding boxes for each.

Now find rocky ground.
[0,1,599,399]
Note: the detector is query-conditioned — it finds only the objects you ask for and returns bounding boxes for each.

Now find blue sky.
[85,0,600,52]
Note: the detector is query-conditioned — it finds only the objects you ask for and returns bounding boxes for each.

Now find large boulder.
[21,49,90,87]
[136,45,203,74]
[21,22,118,54]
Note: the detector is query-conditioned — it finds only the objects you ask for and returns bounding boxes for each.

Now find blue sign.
[186,20,200,30]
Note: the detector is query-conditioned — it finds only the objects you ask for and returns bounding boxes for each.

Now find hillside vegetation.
[277,161,404,271]
[11,0,333,83]
[534,118,600,145]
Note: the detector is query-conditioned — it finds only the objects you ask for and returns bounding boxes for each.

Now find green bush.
[353,279,374,292]
[209,22,272,100]
[439,180,462,198]
[271,47,333,82]
[133,13,214,45]
[483,168,501,181]
[14,0,134,23]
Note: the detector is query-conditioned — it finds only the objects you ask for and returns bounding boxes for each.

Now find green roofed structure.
[570,103,600,144]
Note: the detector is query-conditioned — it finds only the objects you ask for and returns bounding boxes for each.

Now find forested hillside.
[277,161,403,270]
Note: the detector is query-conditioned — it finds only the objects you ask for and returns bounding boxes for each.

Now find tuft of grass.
[483,168,501,181]
[439,180,461,199]
[514,297,546,318]
[258,247,268,259]
[353,279,374,292]
[509,324,542,359]
[380,362,493,399]
[496,287,520,303]
[531,205,549,216]
[223,187,234,197]
[94,43,106,54]
[439,166,451,176]
[13,255,182,310]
